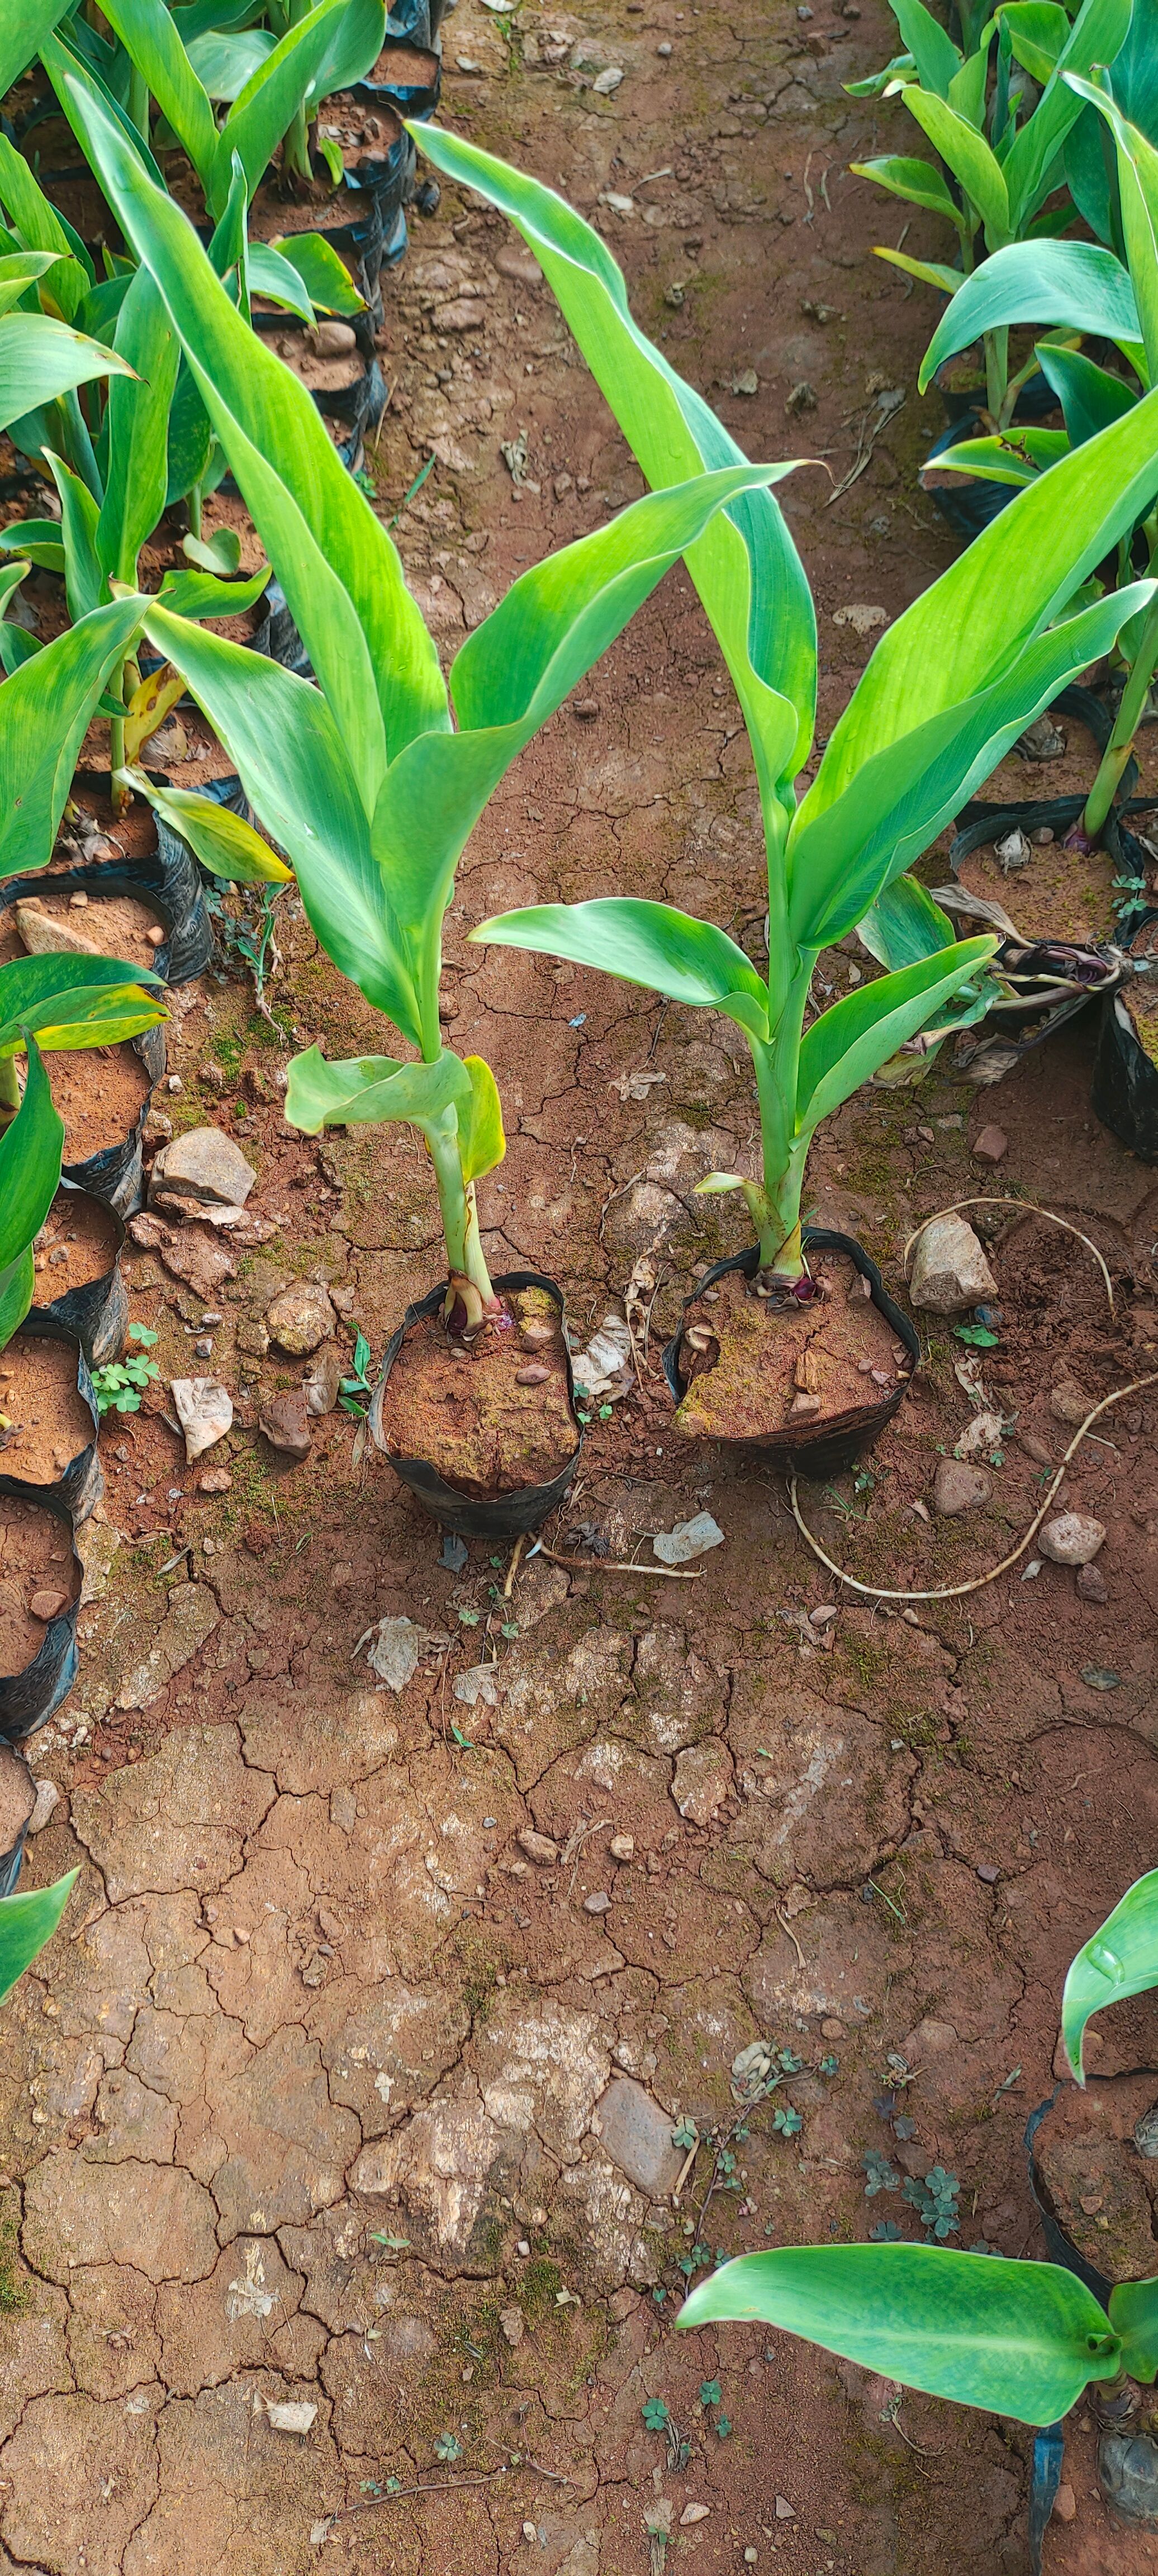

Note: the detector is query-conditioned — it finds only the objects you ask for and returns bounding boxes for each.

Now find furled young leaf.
[70,79,447,787]
[1065,77,1158,381]
[795,939,997,1135]
[0,595,143,880]
[0,311,132,434]
[42,449,103,626]
[411,124,817,813]
[96,264,179,586]
[0,1870,79,2005]
[0,950,166,1058]
[798,390,1158,827]
[918,239,1142,390]
[470,898,770,1038]
[676,2244,1121,2425]
[1109,2277,1158,2385]
[1002,0,1131,234]
[0,1038,65,1346]
[1062,1868,1158,2079]
[457,1055,506,1185]
[98,0,219,194]
[850,154,966,222]
[122,770,293,882]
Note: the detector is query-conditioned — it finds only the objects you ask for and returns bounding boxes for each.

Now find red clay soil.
[31,1189,121,1300]
[0,1496,78,1677]
[0,889,166,975]
[675,1253,909,1442]
[379,1286,578,1495]
[48,1040,152,1163]
[0,1334,92,1486]
[1,2,1157,2574]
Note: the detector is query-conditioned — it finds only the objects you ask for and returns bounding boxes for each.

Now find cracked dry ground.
[4,0,1158,2570]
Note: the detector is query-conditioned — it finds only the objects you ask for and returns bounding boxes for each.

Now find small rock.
[731,366,759,396]
[304,1343,343,1417]
[832,602,888,637]
[1050,1377,1089,1428]
[258,1390,311,1461]
[995,827,1031,870]
[908,1214,997,1314]
[432,296,487,333]
[820,2018,844,2039]
[788,1390,821,1420]
[28,1779,60,1835]
[1040,1512,1105,1567]
[609,1834,635,1862]
[591,2076,685,2195]
[265,1281,335,1356]
[932,1459,992,1517]
[151,1126,255,1209]
[358,1615,421,1693]
[516,2239,530,2257]
[974,1124,1008,1164]
[592,63,624,90]
[744,2554,758,2566]
[1053,2483,1076,2524]
[775,2498,796,2521]
[264,2399,316,2435]
[515,1363,549,1385]
[785,378,817,413]
[517,1828,559,1865]
[573,698,600,721]
[672,1738,733,1826]
[810,1603,839,1628]
[28,1588,68,1621]
[1032,825,1055,845]
[653,1512,724,1565]
[1018,716,1066,763]
[523,2521,537,2542]
[1076,1560,1109,1604]
[311,319,357,356]
[1019,1430,1052,1465]
[681,2504,711,2526]
[197,1467,232,1495]
[500,2307,525,2347]
[172,1377,233,1464]
[583,1890,611,1914]
[977,1863,1000,1884]
[15,902,98,957]
[193,1336,212,1358]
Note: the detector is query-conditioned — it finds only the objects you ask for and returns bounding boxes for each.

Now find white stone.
[908,1214,997,1315]
[653,1512,724,1565]
[1039,1512,1106,1567]
[28,1779,60,1835]
[171,1376,233,1463]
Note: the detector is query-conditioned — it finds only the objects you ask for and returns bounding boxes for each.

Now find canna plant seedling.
[69,80,792,1336]
[417,127,1158,1285]
[916,72,1158,849]
[1062,1866,1158,2083]
[0,948,169,1121]
[846,0,1132,426]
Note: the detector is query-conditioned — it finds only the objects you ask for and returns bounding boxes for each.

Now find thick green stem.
[127,65,150,140]
[188,480,203,541]
[0,1054,20,1113]
[983,325,1008,427]
[1082,589,1158,843]
[750,975,813,1279]
[427,1119,497,1319]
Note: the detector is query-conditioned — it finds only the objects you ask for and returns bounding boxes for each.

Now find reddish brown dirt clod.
[0,1335,91,1485]
[0,1497,78,1674]
[675,1256,904,1442]
[378,1288,577,1495]
[47,1043,151,1163]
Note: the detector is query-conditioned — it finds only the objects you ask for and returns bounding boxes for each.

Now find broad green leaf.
[1108,0,1158,143]
[0,0,74,97]
[458,1055,505,1185]
[1000,0,1072,83]
[40,22,169,195]
[0,950,165,1058]
[269,231,364,318]
[796,938,997,1133]
[888,0,961,96]
[1003,0,1131,231]
[0,311,132,434]
[470,898,769,1039]
[851,155,965,222]
[310,0,386,99]
[187,25,274,97]
[155,562,270,617]
[97,264,180,587]
[0,518,68,571]
[0,250,61,320]
[898,87,1012,241]
[122,769,293,882]
[0,1869,79,2004]
[790,579,1155,944]
[919,239,1141,389]
[947,39,992,129]
[412,124,817,809]
[165,358,214,508]
[0,135,93,323]
[1110,2278,1158,2384]
[43,449,103,625]
[183,524,241,577]
[0,1039,65,1286]
[800,388,1158,822]
[1062,1868,1158,2078]
[1036,342,1137,442]
[246,243,316,322]
[284,1043,471,1137]
[99,0,219,193]
[932,427,1067,483]
[0,595,144,880]
[677,2244,1121,2425]
[139,602,421,1043]
[72,79,448,779]
[1065,77,1158,380]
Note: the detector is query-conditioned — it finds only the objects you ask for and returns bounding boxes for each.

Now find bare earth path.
[2,1,1157,2571]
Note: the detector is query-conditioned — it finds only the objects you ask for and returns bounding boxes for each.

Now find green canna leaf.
[1002,0,1131,234]
[1064,77,1158,382]
[155,562,270,618]
[0,950,166,1059]
[245,242,316,323]
[918,239,1141,391]
[284,1043,472,1137]
[795,939,998,1137]
[268,231,365,318]
[0,250,61,320]
[121,770,293,882]
[898,87,1012,241]
[97,264,180,587]
[42,448,104,624]
[186,26,276,100]
[411,124,817,813]
[676,2244,1122,2426]
[98,0,219,194]
[0,311,133,435]
[469,898,770,1039]
[0,1870,79,2005]
[1036,343,1137,444]
[931,428,1065,485]
[1109,2276,1158,2385]
[850,154,966,222]
[886,0,961,98]
[0,1039,65,1338]
[0,0,74,98]
[0,134,93,322]
[1000,0,1072,86]
[1062,1867,1158,2080]
[873,246,972,296]
[857,872,958,972]
[0,595,144,880]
